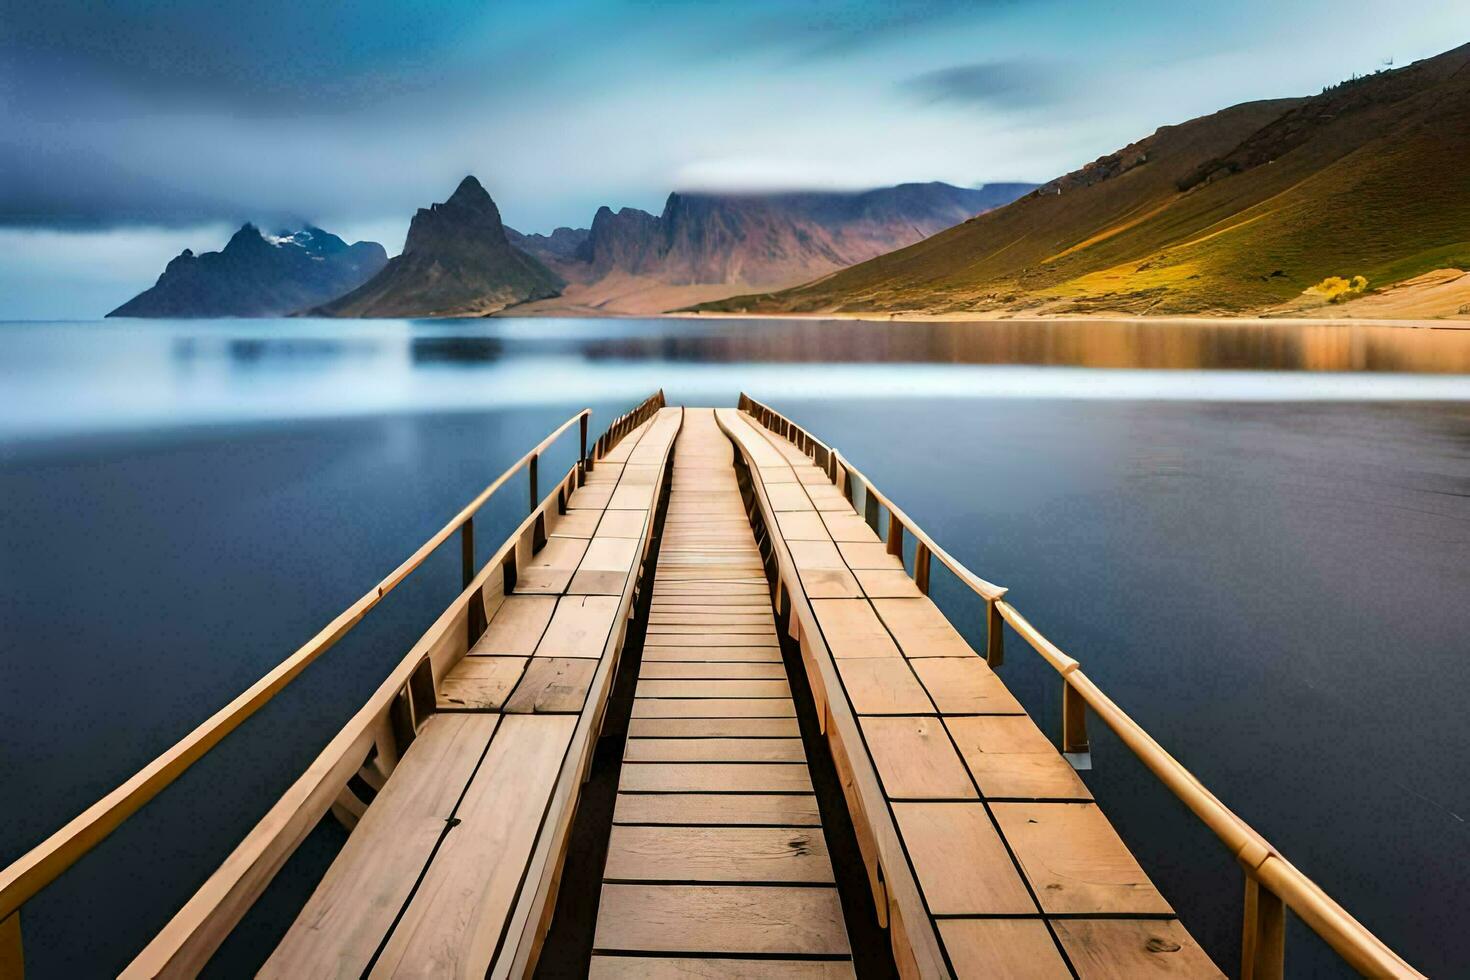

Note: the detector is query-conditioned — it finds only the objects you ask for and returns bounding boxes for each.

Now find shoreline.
[660,310,1470,330]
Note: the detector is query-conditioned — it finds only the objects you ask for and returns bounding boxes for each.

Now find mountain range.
[700,42,1470,319]
[109,180,1031,318]
[108,225,386,318]
[312,176,563,317]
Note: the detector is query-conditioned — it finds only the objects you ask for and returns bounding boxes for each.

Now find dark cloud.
[901,60,1063,108]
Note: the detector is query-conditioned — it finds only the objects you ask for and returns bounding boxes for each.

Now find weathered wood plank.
[810,600,901,659]
[604,826,833,883]
[625,717,800,738]
[860,716,977,800]
[945,715,1092,800]
[1051,919,1223,979]
[589,956,854,979]
[535,595,621,658]
[911,658,1024,714]
[368,715,576,978]
[937,919,1070,978]
[833,658,935,715]
[631,699,796,719]
[623,738,807,763]
[503,657,597,714]
[891,803,1034,914]
[261,715,498,979]
[619,763,813,793]
[468,595,556,657]
[992,802,1172,915]
[437,657,527,711]
[593,884,848,955]
[613,792,820,826]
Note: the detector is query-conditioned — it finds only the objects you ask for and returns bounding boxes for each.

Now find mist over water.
[1,316,1466,977]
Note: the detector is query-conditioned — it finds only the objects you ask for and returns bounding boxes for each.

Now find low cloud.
[901,60,1063,108]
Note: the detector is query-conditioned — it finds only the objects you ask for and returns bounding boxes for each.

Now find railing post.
[886,513,903,559]
[528,452,539,513]
[985,599,1004,668]
[1242,877,1286,980]
[1062,678,1091,769]
[460,517,475,590]
[914,542,931,594]
[579,414,590,478]
[863,484,881,533]
[2,910,22,980]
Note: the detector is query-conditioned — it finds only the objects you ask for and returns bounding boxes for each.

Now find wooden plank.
[261,715,498,979]
[641,646,782,663]
[836,542,905,570]
[645,635,779,648]
[593,884,848,955]
[589,956,854,979]
[820,511,880,543]
[801,568,864,599]
[776,511,831,541]
[609,483,658,509]
[945,715,1092,800]
[890,803,1034,914]
[568,484,614,510]
[810,600,900,659]
[854,568,923,598]
[786,539,847,571]
[626,717,800,738]
[834,658,935,715]
[613,792,820,826]
[437,657,527,711]
[624,738,806,763]
[632,699,796,719]
[503,657,597,714]
[619,763,813,793]
[549,509,602,539]
[604,826,833,883]
[1051,919,1223,978]
[639,662,787,680]
[937,919,1070,978]
[911,658,1024,714]
[570,536,641,595]
[468,595,556,657]
[517,537,590,593]
[535,595,621,658]
[647,624,776,636]
[804,484,851,511]
[594,509,649,538]
[871,598,976,658]
[636,679,791,699]
[991,802,1172,915]
[765,483,816,511]
[859,716,977,800]
[369,715,576,978]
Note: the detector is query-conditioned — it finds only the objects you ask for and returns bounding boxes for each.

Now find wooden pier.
[0,394,1423,978]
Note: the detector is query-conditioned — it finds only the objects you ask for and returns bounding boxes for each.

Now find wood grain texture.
[623,737,807,763]
[593,884,848,955]
[604,826,833,883]
[503,657,596,714]
[860,716,977,800]
[589,956,854,979]
[992,802,1172,915]
[890,803,1034,914]
[613,793,821,826]
[910,658,1024,714]
[535,595,620,658]
[810,600,901,659]
[619,763,813,793]
[625,717,800,738]
[945,715,1091,800]
[631,699,797,719]
[261,715,497,979]
[872,598,976,658]
[1052,918,1223,978]
[370,715,576,978]
[437,657,527,711]
[469,596,556,656]
[834,658,936,715]
[937,918,1070,978]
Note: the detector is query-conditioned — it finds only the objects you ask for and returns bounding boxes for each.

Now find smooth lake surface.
[2,316,1468,977]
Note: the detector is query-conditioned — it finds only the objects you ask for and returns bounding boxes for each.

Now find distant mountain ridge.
[108,224,386,318]
[313,176,562,317]
[701,42,1470,318]
[509,182,1035,314]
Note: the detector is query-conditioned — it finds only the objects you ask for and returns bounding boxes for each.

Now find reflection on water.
[584,317,1470,373]
[2,317,1467,444]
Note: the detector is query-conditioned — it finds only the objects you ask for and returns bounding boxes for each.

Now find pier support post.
[579,414,590,479]
[1242,878,1286,980]
[460,517,475,590]
[985,599,1004,668]
[2,910,22,980]
[528,453,539,513]
[1062,679,1091,769]
[914,543,931,594]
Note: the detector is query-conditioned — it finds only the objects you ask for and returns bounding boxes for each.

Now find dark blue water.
[1,317,1467,977]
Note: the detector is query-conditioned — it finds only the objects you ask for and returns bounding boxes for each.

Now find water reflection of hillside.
[582,319,1470,373]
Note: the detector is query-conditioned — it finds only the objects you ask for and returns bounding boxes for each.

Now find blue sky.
[3,0,1469,318]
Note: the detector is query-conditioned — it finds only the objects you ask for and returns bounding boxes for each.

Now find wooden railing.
[0,391,666,979]
[737,393,1421,980]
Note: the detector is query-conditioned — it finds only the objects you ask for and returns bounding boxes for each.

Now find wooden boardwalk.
[0,392,1422,980]
[716,408,1219,977]
[591,408,855,976]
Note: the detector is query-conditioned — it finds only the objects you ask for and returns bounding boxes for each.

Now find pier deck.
[591,408,855,975]
[0,393,1422,980]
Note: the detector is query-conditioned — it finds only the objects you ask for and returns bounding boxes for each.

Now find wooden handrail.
[736,392,1422,980]
[0,407,594,924]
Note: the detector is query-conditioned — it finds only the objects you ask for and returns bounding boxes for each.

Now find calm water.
[1,317,1467,978]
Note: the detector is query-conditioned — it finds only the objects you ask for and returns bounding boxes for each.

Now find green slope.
[702,42,1470,317]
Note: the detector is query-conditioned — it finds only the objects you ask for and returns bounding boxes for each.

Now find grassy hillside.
[701,43,1470,317]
